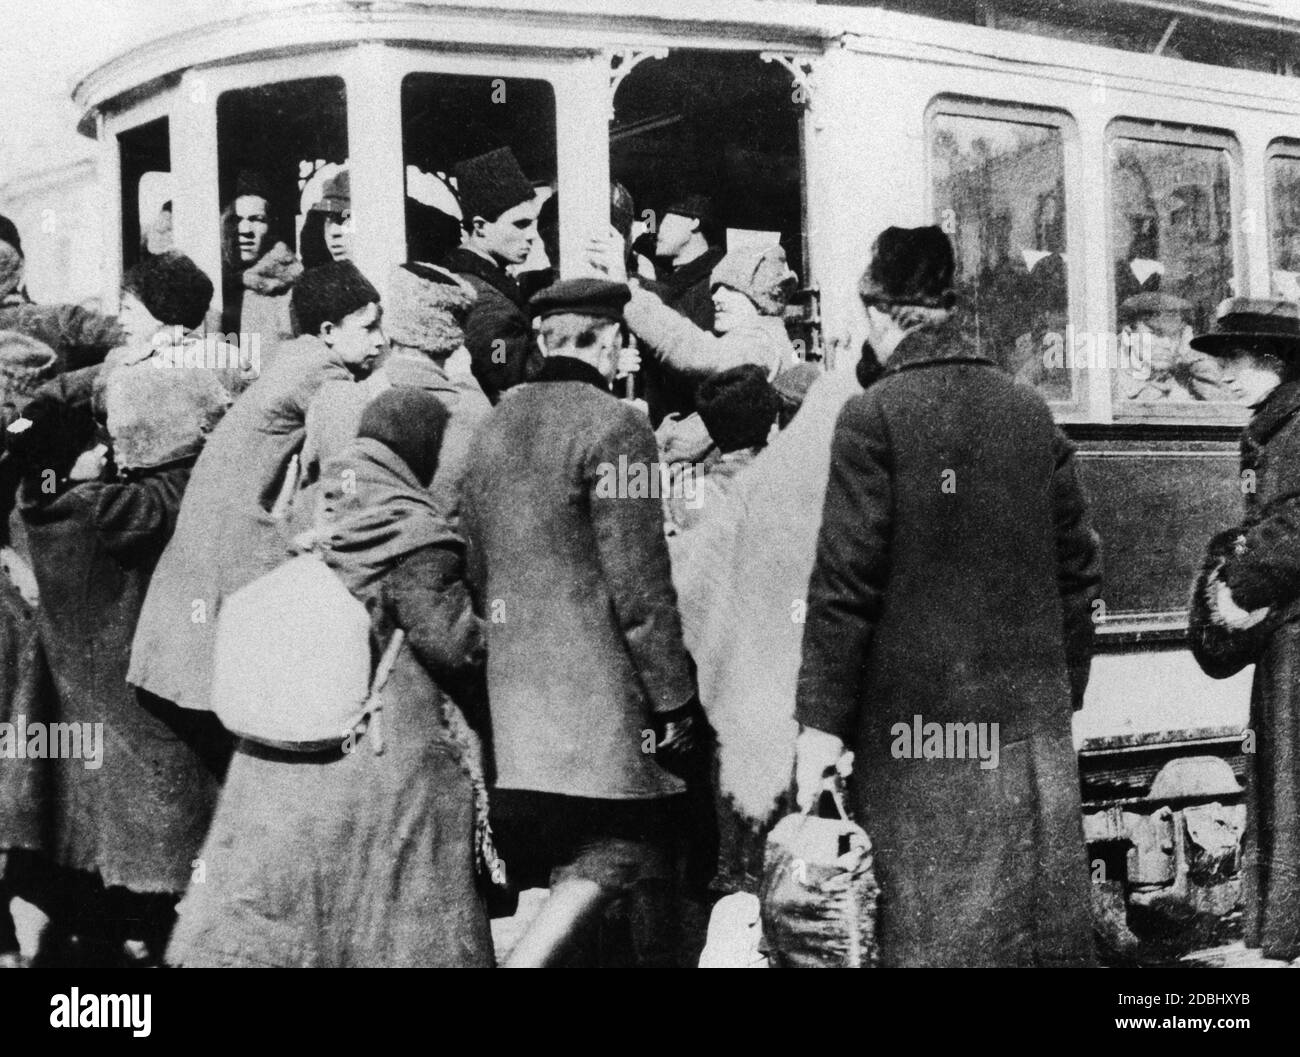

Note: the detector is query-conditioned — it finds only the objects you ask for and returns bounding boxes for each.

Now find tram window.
[1267,147,1300,300]
[930,111,1071,402]
[401,74,556,267]
[118,118,170,270]
[1109,129,1237,412]
[216,77,348,273]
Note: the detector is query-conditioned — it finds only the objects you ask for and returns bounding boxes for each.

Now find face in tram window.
[1218,345,1286,408]
[117,291,167,346]
[325,210,353,262]
[471,198,540,267]
[321,300,385,376]
[655,212,699,260]
[234,195,272,264]
[711,284,760,335]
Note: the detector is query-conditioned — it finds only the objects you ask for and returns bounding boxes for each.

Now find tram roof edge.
[68,0,841,133]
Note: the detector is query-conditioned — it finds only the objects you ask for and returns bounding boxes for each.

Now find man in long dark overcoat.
[795,226,1103,967]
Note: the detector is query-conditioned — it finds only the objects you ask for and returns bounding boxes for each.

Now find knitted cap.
[292,260,380,337]
[386,262,476,356]
[454,148,534,224]
[695,364,781,454]
[858,226,956,310]
[103,362,231,470]
[710,244,798,315]
[310,169,350,217]
[357,387,450,488]
[0,214,21,257]
[121,251,215,330]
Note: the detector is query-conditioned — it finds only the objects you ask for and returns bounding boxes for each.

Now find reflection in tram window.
[930,112,1071,402]
[216,78,347,335]
[401,74,556,268]
[1109,132,1237,408]
[118,118,170,271]
[1267,150,1300,300]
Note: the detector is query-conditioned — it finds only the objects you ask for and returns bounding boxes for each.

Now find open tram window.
[609,50,807,345]
[118,117,171,271]
[400,73,556,275]
[216,77,348,331]
[1108,123,1240,416]
[1267,143,1300,301]
[929,105,1073,403]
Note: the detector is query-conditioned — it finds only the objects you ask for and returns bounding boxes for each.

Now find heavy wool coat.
[16,456,230,893]
[459,356,696,800]
[1219,379,1300,960]
[795,325,1102,968]
[128,336,358,712]
[443,247,540,404]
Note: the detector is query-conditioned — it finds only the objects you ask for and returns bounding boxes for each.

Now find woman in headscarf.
[167,387,495,967]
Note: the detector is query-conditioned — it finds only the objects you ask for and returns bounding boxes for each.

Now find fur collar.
[885,323,995,375]
[243,243,302,296]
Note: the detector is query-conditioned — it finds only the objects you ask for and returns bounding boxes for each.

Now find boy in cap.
[442,147,540,403]
[309,169,353,264]
[460,277,708,967]
[129,261,385,714]
[0,212,124,373]
[795,225,1101,967]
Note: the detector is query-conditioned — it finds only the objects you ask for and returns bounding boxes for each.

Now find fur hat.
[0,330,59,430]
[695,364,781,454]
[385,262,476,356]
[233,170,272,202]
[292,260,380,337]
[310,169,350,217]
[710,245,798,315]
[122,251,214,330]
[103,363,231,470]
[858,226,956,310]
[454,147,534,224]
[0,214,21,257]
[357,387,450,488]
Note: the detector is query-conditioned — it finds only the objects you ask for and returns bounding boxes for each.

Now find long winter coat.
[128,335,360,712]
[167,440,492,967]
[795,324,1102,968]
[1218,378,1300,960]
[443,247,539,404]
[459,355,695,800]
[15,453,229,893]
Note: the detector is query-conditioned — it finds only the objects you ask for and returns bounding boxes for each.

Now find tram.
[67,0,1300,959]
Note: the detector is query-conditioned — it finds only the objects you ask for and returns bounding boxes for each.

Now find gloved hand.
[650,695,714,780]
[795,726,850,812]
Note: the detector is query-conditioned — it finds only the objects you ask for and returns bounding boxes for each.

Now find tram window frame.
[118,117,171,272]
[1105,119,1246,427]
[925,97,1084,414]
[1266,140,1300,301]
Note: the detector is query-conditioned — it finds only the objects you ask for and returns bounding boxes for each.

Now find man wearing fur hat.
[218,173,303,348]
[303,261,489,524]
[0,213,124,374]
[129,261,385,714]
[442,147,541,404]
[794,225,1102,967]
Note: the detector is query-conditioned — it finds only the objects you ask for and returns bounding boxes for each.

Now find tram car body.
[67,0,1300,960]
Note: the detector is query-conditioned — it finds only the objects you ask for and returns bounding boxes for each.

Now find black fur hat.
[858,226,956,310]
[695,364,780,454]
[454,147,534,225]
[122,251,214,330]
[292,261,380,337]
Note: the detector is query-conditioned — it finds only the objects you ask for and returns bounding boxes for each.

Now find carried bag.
[759,776,879,968]
[211,552,402,752]
[1189,528,1279,679]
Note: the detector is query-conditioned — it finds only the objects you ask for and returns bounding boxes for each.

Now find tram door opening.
[215,77,349,291]
[610,51,809,346]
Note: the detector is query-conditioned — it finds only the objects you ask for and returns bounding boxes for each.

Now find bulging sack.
[759,786,879,968]
[211,553,372,751]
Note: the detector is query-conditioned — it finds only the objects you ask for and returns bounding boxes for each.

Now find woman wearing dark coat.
[1188,298,1300,962]
[1,362,232,964]
[167,388,494,967]
[794,227,1103,968]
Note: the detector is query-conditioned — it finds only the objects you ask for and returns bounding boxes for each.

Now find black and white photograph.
[0,0,1297,1028]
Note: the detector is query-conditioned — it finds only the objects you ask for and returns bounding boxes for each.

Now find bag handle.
[355,629,405,756]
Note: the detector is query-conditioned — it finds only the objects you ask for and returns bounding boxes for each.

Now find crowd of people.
[0,143,1297,968]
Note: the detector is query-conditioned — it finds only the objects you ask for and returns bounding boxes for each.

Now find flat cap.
[1119,291,1191,322]
[529,278,630,322]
